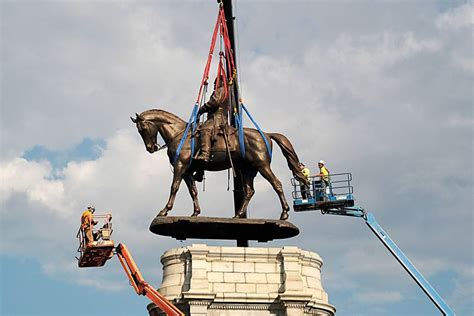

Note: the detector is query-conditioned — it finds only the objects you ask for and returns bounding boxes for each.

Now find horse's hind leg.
[234,171,256,218]
[259,165,290,220]
[183,173,201,217]
[158,163,185,216]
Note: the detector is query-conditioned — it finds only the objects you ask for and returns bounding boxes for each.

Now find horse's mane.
[141,109,186,125]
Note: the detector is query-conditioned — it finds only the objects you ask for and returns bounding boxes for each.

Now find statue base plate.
[149,216,299,242]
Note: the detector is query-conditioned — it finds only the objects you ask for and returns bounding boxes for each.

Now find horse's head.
[131,113,159,153]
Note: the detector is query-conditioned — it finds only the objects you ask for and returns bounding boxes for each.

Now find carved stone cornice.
[153,245,336,316]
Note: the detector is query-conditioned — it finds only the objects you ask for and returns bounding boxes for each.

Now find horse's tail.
[269,133,309,186]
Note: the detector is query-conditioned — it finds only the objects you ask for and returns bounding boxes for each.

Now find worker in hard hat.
[316,160,331,199]
[81,206,98,247]
[299,162,311,199]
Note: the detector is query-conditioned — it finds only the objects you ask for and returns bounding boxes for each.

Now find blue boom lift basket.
[291,172,355,211]
[290,171,455,315]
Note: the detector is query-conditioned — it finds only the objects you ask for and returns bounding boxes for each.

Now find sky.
[1,1,472,315]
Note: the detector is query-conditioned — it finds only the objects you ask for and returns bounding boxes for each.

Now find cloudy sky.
[1,1,472,315]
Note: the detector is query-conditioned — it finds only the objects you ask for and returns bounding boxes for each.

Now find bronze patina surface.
[132,109,308,221]
[149,216,299,242]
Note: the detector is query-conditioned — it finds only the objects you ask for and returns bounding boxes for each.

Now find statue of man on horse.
[131,105,309,221]
[196,75,230,163]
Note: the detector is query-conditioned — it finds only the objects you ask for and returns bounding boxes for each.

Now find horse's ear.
[135,113,144,121]
[131,113,144,123]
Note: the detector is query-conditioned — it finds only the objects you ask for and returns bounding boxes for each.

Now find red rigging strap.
[217,55,229,100]
[219,7,236,73]
[196,5,236,104]
[197,10,220,104]
[218,6,236,82]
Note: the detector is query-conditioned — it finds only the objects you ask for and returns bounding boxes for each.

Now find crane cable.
[174,3,235,164]
[174,2,270,164]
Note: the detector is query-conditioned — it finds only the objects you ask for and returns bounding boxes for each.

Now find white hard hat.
[318,160,325,165]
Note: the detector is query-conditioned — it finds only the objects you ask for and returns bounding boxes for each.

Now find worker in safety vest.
[196,75,230,162]
[316,160,330,198]
[299,163,311,199]
[81,206,98,246]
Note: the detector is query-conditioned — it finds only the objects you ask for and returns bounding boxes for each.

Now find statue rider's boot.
[197,130,211,162]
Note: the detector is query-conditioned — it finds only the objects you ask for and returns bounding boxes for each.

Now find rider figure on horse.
[196,75,230,162]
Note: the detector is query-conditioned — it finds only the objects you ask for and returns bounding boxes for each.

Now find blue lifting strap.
[174,104,199,164]
[234,103,245,157]
[235,103,272,158]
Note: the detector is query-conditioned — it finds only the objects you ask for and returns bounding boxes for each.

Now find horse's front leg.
[183,173,201,217]
[158,164,185,216]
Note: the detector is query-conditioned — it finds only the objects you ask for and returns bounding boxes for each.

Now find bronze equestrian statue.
[131,107,308,221]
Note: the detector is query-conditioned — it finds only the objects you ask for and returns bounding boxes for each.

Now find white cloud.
[0,130,161,273]
[0,127,255,284]
[1,2,207,159]
[436,3,474,31]
[323,31,440,70]
[435,3,474,73]
[0,158,70,216]
[1,1,472,315]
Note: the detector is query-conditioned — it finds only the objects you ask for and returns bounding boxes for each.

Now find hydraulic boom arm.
[115,243,184,316]
[323,208,455,316]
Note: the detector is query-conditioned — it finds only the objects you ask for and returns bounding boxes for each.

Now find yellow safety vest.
[302,167,310,178]
[81,210,93,228]
[320,166,329,181]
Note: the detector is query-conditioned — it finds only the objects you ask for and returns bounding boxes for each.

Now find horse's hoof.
[157,209,169,217]
[233,211,246,219]
[191,211,200,217]
[279,211,289,221]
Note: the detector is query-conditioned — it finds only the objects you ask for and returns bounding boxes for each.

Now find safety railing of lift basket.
[76,227,85,260]
[76,214,113,260]
[291,173,354,200]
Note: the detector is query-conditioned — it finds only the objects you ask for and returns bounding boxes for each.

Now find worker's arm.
[89,214,98,226]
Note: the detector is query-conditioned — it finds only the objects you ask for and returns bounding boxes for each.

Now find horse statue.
[131,109,308,220]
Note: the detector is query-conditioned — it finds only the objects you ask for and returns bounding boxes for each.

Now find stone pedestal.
[147,244,335,316]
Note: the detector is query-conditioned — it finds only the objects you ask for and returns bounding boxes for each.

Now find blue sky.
[23,138,106,171]
[1,1,472,315]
